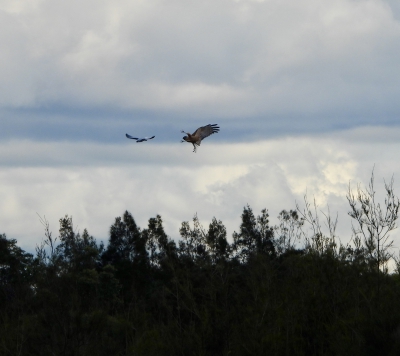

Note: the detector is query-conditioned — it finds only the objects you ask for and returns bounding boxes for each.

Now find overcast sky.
[1,0,400,252]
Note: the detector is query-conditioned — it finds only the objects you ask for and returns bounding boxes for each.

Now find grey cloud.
[2,128,400,253]
[1,0,400,144]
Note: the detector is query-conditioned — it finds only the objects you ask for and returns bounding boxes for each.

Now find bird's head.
[182,136,188,143]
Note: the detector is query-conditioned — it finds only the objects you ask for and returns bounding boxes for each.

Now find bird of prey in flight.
[125,133,155,142]
[181,124,220,152]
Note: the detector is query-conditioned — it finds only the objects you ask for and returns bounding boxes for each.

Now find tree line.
[1,173,400,355]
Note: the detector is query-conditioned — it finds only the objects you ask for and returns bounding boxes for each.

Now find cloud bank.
[1,0,400,142]
[2,127,400,252]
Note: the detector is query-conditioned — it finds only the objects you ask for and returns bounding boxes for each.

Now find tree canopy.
[1,174,400,355]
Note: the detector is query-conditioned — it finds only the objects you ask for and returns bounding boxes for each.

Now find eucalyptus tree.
[233,205,275,263]
[347,171,399,273]
[101,211,144,265]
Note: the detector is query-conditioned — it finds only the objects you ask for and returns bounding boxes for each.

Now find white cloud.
[1,127,400,254]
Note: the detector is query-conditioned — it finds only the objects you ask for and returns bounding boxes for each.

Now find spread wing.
[126,133,138,140]
[126,134,155,141]
[192,124,220,142]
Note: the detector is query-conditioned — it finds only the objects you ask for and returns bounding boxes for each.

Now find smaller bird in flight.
[126,133,155,142]
[181,124,220,152]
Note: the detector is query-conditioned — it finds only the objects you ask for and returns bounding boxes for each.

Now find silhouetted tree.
[52,215,101,272]
[347,171,399,272]
[233,205,275,262]
[143,215,176,268]
[179,214,209,263]
[206,217,230,263]
[102,211,144,265]
[275,209,304,255]
[3,172,400,355]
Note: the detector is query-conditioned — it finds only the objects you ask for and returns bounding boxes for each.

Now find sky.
[1,0,400,253]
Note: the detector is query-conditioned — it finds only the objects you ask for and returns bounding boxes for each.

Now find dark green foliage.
[2,186,400,355]
[233,205,275,262]
[55,216,102,273]
[0,234,33,287]
[102,211,144,265]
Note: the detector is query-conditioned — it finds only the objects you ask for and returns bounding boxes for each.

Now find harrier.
[126,133,155,142]
[181,124,220,153]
